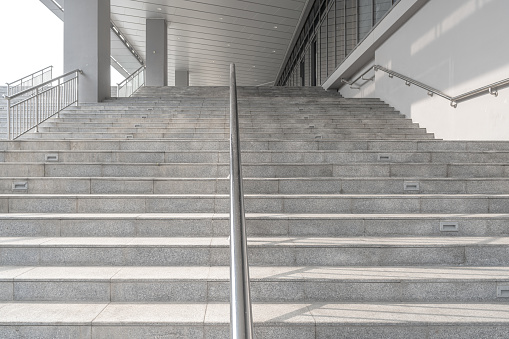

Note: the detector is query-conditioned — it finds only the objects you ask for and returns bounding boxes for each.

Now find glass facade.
[277,0,397,87]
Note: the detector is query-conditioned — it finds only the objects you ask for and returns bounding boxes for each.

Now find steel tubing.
[229,63,254,339]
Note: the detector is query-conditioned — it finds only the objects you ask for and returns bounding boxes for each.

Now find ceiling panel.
[110,0,306,86]
[44,0,307,86]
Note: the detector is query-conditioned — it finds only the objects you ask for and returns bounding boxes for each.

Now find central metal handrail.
[229,63,254,339]
[6,66,53,97]
[4,69,82,140]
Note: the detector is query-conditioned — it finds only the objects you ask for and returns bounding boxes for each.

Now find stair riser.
[0,245,507,266]
[5,140,509,151]
[1,195,508,213]
[1,321,508,339]
[3,177,509,195]
[2,280,506,303]
[5,150,509,164]
[0,216,508,237]
[37,127,426,135]
[0,163,507,178]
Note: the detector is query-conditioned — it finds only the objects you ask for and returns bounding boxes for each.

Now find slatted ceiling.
[106,0,307,86]
[168,42,280,64]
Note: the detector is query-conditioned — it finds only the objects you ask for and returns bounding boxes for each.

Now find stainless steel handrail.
[117,65,146,97]
[229,63,254,339]
[4,69,82,140]
[374,65,509,108]
[5,69,82,101]
[6,66,53,97]
[341,66,375,89]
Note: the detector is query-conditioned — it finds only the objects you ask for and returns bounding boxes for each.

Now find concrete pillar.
[175,71,189,87]
[146,19,168,86]
[64,0,110,103]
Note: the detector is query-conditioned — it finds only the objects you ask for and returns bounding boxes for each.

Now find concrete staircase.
[0,86,508,338]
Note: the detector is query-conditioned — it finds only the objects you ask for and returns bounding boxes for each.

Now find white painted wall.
[340,0,509,140]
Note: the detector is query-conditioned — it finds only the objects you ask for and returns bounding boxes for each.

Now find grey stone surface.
[90,179,153,194]
[288,219,364,236]
[0,248,39,266]
[351,196,421,213]
[420,197,489,213]
[0,282,13,301]
[93,326,204,339]
[111,281,208,302]
[28,178,91,194]
[40,247,126,266]
[14,281,110,301]
[0,326,92,339]
[60,219,137,237]
[77,197,147,213]
[0,219,60,237]
[9,197,78,213]
[317,326,429,339]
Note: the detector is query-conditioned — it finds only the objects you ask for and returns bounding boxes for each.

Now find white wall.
[340,0,509,140]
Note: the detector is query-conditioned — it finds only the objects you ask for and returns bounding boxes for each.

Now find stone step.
[42,120,419,127]
[1,193,508,214]
[6,139,509,152]
[58,112,400,119]
[22,133,433,141]
[0,213,507,237]
[1,265,508,303]
[0,162,507,178]
[1,301,507,338]
[38,127,427,135]
[1,236,509,266]
[4,149,509,164]
[2,177,509,195]
[21,133,434,141]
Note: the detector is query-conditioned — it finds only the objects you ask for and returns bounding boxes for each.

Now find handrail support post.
[35,88,40,133]
[7,97,11,140]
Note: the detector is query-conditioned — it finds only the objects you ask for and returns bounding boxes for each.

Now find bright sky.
[0,0,124,85]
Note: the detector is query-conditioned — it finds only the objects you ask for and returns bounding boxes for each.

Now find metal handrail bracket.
[229,63,254,339]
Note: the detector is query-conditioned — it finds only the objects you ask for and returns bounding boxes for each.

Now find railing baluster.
[4,69,82,140]
[117,65,146,97]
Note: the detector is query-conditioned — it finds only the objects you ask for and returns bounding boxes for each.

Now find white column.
[64,0,111,103]
[146,19,168,86]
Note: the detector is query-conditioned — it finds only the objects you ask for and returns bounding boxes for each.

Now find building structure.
[0,0,507,336]
[40,0,509,140]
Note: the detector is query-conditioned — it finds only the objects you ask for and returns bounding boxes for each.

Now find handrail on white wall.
[342,65,509,108]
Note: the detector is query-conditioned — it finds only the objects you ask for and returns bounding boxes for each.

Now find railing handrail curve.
[5,66,53,87]
[342,65,508,108]
[341,66,375,89]
[4,69,82,100]
[229,63,254,339]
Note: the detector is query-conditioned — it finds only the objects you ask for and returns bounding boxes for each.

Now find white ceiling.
[43,0,308,86]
